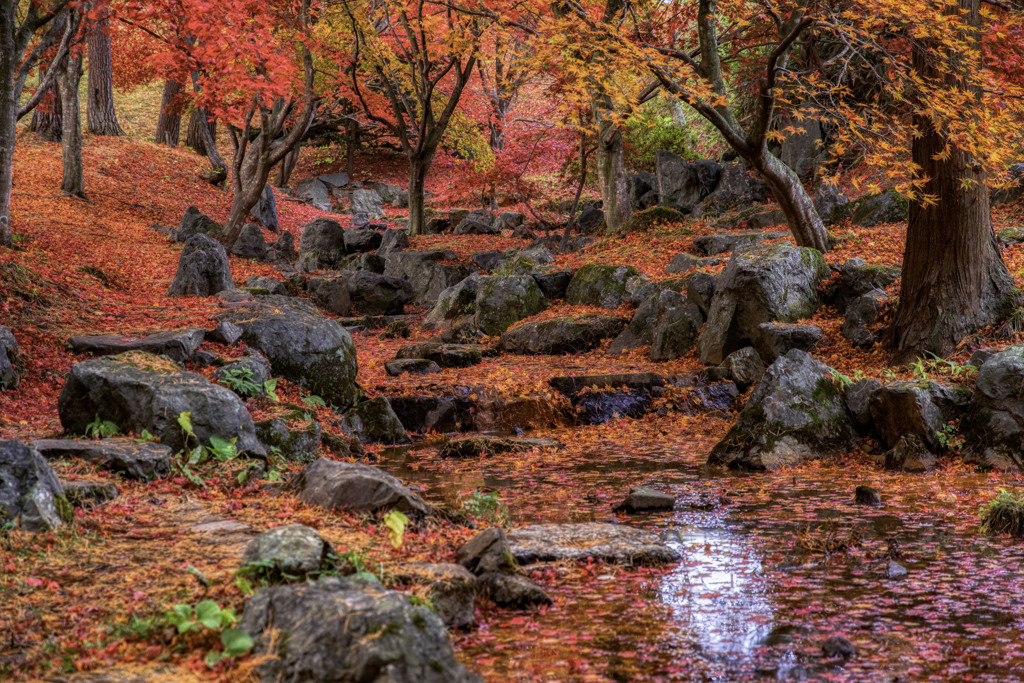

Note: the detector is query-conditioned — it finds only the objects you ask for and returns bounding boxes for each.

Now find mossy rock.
[565,263,641,309]
[621,206,687,233]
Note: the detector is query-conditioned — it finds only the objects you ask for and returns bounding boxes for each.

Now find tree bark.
[276,144,298,187]
[154,78,181,146]
[346,119,359,177]
[185,107,215,154]
[57,49,84,197]
[408,154,430,235]
[889,0,1014,361]
[0,90,16,247]
[596,120,631,232]
[29,74,62,142]
[85,10,123,136]
[754,152,829,252]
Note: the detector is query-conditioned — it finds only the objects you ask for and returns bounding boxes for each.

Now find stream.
[377,423,1024,682]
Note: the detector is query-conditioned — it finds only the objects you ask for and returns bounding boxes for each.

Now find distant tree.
[86,4,124,135]
[154,78,182,145]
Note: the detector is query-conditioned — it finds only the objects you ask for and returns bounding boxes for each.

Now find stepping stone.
[68,328,205,363]
[613,486,675,513]
[33,438,172,481]
[508,522,680,566]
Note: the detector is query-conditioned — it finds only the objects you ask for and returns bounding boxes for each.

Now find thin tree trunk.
[276,144,298,187]
[30,59,62,142]
[0,91,16,246]
[154,78,181,146]
[85,9,123,136]
[597,121,631,232]
[57,50,84,197]
[889,0,1013,360]
[754,152,829,252]
[407,154,430,236]
[185,107,215,154]
[346,119,359,177]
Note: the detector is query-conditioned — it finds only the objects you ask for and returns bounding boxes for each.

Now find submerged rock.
[508,523,680,565]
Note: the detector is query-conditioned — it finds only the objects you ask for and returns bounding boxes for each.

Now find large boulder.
[474,276,546,335]
[176,206,220,243]
[824,258,900,311]
[695,164,768,216]
[390,563,478,627]
[297,178,332,211]
[0,325,19,390]
[508,523,680,565]
[349,189,385,217]
[0,441,68,531]
[696,244,828,365]
[68,328,205,364]
[240,577,480,683]
[707,350,857,469]
[231,223,269,261]
[850,189,908,227]
[565,263,641,309]
[214,302,359,409]
[57,351,264,455]
[656,151,720,211]
[298,218,347,270]
[291,458,431,517]
[842,289,887,348]
[167,234,234,297]
[252,184,279,233]
[309,272,412,316]
[377,228,410,256]
[383,251,471,307]
[628,171,659,211]
[255,419,321,462]
[423,274,483,332]
[340,397,410,444]
[32,438,171,480]
[869,380,962,452]
[960,346,1024,470]
[500,315,627,354]
[754,323,824,363]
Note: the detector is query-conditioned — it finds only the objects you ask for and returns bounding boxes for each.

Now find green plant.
[827,369,853,392]
[461,490,510,526]
[980,490,1024,537]
[302,394,327,409]
[85,414,120,439]
[171,412,241,487]
[623,100,699,171]
[163,600,253,667]
[134,429,157,443]
[935,422,964,451]
[384,510,409,549]
[220,368,279,401]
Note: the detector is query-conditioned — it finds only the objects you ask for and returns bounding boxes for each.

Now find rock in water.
[290,458,432,517]
[854,485,882,506]
[57,351,264,455]
[240,576,481,683]
[508,523,680,565]
[167,234,234,297]
[0,440,68,531]
[613,486,675,513]
[707,350,856,470]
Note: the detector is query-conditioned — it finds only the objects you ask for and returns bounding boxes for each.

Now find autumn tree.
[86,3,124,135]
[0,0,75,247]
[154,78,182,145]
[330,0,485,235]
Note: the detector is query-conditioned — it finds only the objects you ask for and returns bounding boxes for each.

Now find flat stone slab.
[33,438,172,481]
[508,523,680,566]
[68,328,205,363]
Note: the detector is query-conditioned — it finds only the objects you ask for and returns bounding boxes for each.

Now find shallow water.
[378,422,1024,681]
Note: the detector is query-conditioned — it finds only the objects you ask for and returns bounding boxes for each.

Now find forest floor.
[3,128,1024,682]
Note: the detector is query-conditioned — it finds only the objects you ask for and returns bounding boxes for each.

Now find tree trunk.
[889,1,1013,361]
[597,121,631,232]
[755,152,829,252]
[346,119,359,177]
[186,108,215,154]
[0,90,16,247]
[407,154,430,236]
[276,144,298,187]
[85,10,123,136]
[29,60,62,142]
[154,79,181,146]
[57,50,84,197]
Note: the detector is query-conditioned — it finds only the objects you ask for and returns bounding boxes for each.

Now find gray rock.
[745,209,786,230]
[68,327,205,364]
[252,185,279,233]
[349,189,384,217]
[478,572,551,609]
[58,352,263,456]
[850,189,908,227]
[340,397,410,444]
[883,434,938,473]
[255,419,321,461]
[854,485,882,506]
[693,231,784,256]
[291,458,431,517]
[886,560,908,579]
[389,396,474,434]
[656,151,720,211]
[167,234,234,297]
[824,258,900,311]
[565,263,641,309]
[176,206,219,243]
[549,372,664,397]
[383,251,470,307]
[214,354,273,395]
[0,440,67,531]
[209,320,243,346]
[344,228,382,253]
[869,380,962,452]
[573,388,653,424]
[753,322,824,363]
[32,438,171,480]
[613,486,675,513]
[231,223,269,260]
[306,275,352,315]
[245,275,288,296]
[385,358,442,376]
[62,478,118,508]
[391,563,478,627]
[508,523,680,565]
[576,205,605,235]
[500,315,627,354]
[608,290,683,354]
[471,250,505,273]
[697,244,828,365]
[377,228,410,256]
[495,212,524,230]
[650,298,704,362]
[666,252,724,274]
[423,275,484,331]
[962,345,1024,470]
[845,378,882,431]
[241,524,331,578]
[718,346,765,391]
[708,350,856,469]
[297,178,332,211]
[319,172,350,189]
[214,302,359,409]
[0,325,19,390]
[695,164,768,215]
[298,218,346,270]
[457,527,515,575]
[475,276,546,335]
[814,183,850,226]
[396,343,486,368]
[822,635,856,659]
[454,218,500,236]
[270,230,298,263]
[531,270,573,300]
[240,576,480,683]
[310,271,412,316]
[843,289,886,348]
[686,273,717,315]
[372,181,402,204]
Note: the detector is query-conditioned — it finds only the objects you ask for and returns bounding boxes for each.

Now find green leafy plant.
[980,490,1024,537]
[171,411,242,487]
[85,414,120,439]
[827,369,853,392]
[935,422,964,451]
[220,368,279,401]
[302,394,327,409]
[461,490,510,527]
[134,429,157,443]
[384,510,409,549]
[163,600,253,667]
